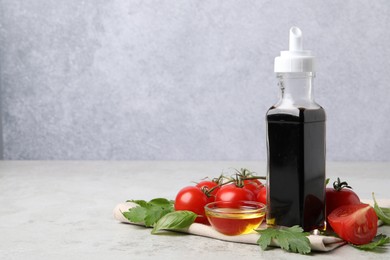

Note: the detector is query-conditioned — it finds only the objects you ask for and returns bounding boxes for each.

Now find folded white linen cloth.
[113,202,348,252]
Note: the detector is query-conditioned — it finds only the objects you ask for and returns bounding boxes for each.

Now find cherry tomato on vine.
[215,184,256,204]
[196,180,220,198]
[328,204,377,245]
[256,186,267,205]
[326,178,360,217]
[174,186,210,224]
[243,179,263,196]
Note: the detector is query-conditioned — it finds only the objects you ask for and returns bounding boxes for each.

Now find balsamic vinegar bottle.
[266,27,326,231]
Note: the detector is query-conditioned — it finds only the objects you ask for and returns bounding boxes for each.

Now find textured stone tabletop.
[0,161,389,259]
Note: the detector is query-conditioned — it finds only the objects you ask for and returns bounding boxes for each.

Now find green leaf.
[152,210,197,234]
[352,234,390,250]
[144,206,172,227]
[372,193,390,225]
[122,206,147,223]
[122,198,175,227]
[127,200,148,208]
[149,198,173,207]
[256,226,311,254]
[256,228,279,250]
[325,178,330,186]
[380,207,390,214]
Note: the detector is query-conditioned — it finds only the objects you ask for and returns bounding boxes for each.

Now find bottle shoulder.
[266,106,326,123]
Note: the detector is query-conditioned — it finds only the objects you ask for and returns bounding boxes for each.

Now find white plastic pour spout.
[274,26,315,73]
[289,27,303,51]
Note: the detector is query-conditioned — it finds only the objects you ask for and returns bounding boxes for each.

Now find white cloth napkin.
[113,202,347,252]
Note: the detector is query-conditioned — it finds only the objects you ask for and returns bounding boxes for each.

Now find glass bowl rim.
[204,200,266,214]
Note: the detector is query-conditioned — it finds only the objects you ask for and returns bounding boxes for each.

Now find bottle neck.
[276,72,318,109]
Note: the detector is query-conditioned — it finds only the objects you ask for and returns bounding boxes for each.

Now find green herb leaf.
[256,226,311,254]
[122,198,175,227]
[352,234,390,250]
[152,210,197,234]
[127,199,148,208]
[325,178,330,186]
[149,198,173,206]
[144,205,173,227]
[257,228,278,250]
[380,207,390,214]
[372,193,390,225]
[123,206,147,223]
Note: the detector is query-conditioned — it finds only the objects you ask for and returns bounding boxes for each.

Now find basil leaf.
[380,207,390,214]
[352,234,390,250]
[152,210,197,234]
[372,193,390,225]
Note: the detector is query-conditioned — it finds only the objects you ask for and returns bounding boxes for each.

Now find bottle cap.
[274,27,316,72]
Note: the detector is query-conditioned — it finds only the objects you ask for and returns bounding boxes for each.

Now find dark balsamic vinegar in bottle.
[266,27,326,231]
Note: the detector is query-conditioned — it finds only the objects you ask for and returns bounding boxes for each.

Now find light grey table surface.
[0,161,389,260]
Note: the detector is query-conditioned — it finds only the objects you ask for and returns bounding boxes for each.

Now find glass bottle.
[266,27,326,231]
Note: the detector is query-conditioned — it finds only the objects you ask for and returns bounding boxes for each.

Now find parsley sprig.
[256,226,311,254]
[123,198,175,227]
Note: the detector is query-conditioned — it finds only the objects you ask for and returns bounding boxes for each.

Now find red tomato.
[243,179,263,196]
[256,186,267,205]
[328,204,378,245]
[326,187,360,217]
[196,180,220,199]
[215,184,256,204]
[174,186,209,224]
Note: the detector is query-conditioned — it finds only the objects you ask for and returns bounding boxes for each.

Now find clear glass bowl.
[205,201,266,236]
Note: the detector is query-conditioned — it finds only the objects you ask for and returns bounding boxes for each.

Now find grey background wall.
[0,0,389,161]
